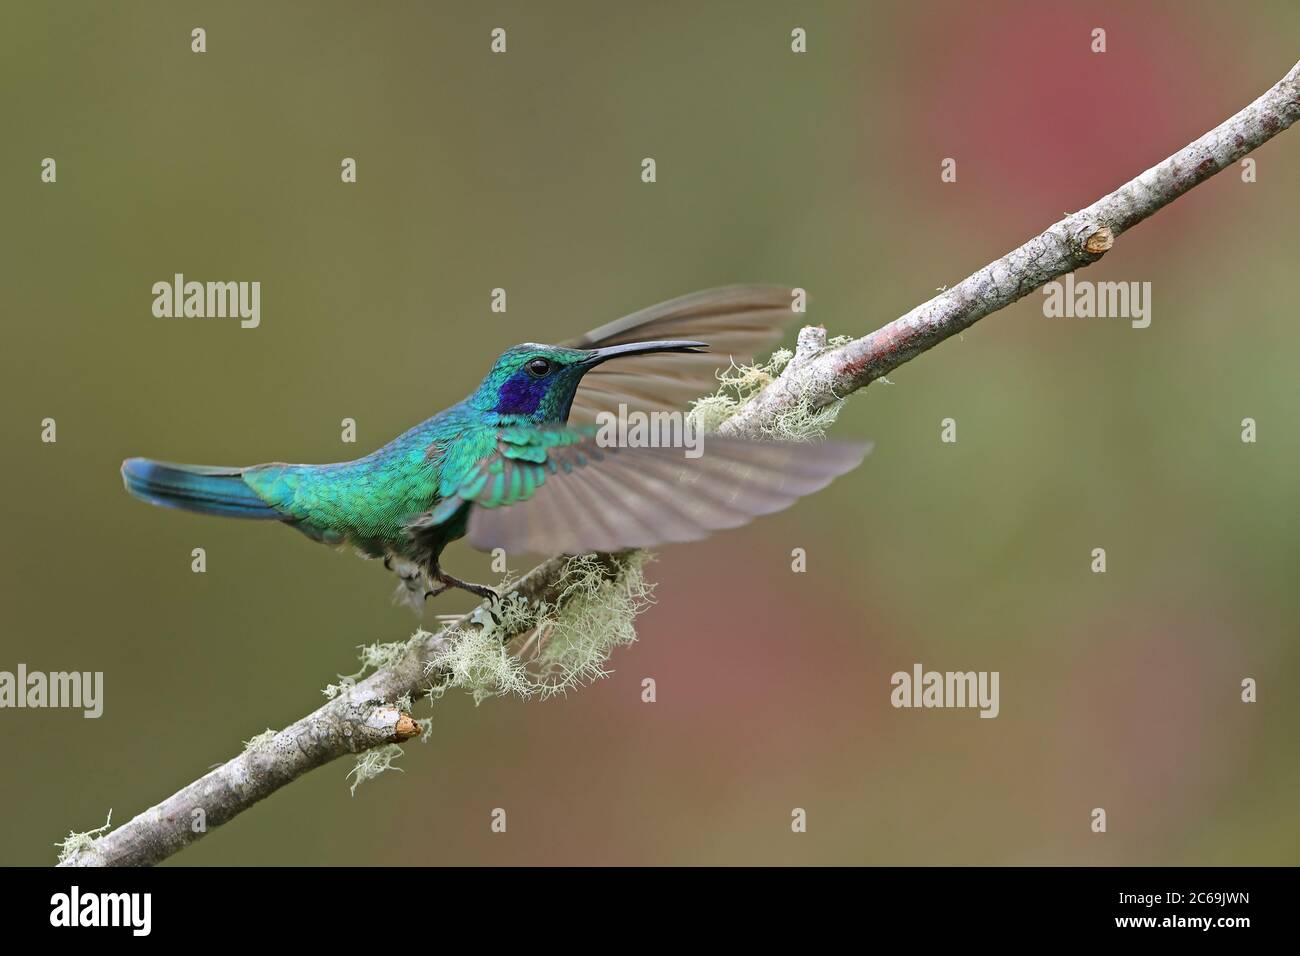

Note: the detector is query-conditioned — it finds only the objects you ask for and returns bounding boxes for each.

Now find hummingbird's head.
[470,339,707,423]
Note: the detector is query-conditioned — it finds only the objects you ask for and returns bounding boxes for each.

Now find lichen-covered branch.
[59,59,1300,867]
[58,553,627,866]
[719,59,1300,439]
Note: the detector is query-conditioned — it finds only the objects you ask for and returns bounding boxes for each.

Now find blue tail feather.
[121,458,281,520]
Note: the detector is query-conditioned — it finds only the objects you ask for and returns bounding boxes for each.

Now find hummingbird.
[121,286,868,607]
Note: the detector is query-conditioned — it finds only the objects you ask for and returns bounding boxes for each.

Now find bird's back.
[242,404,489,554]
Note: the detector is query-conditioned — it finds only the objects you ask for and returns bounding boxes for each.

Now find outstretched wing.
[563,285,797,424]
[422,425,869,556]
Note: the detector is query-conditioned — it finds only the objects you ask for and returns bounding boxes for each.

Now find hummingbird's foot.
[434,569,499,603]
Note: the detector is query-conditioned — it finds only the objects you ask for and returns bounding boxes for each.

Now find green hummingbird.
[121,286,867,607]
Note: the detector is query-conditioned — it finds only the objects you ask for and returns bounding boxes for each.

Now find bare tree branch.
[60,59,1300,867]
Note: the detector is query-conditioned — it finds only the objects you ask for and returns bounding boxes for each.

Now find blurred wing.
[563,285,797,424]
[428,425,869,556]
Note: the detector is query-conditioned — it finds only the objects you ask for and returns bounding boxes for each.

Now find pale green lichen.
[54,809,113,865]
[430,611,534,705]
[427,552,654,704]
[687,338,851,440]
[323,633,424,699]
[347,744,406,796]
[321,678,351,700]
[523,552,652,696]
[242,728,278,752]
[687,348,793,433]
[357,638,415,672]
[759,389,844,442]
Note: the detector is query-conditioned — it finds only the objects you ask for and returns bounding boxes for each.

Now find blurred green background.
[2,0,1297,865]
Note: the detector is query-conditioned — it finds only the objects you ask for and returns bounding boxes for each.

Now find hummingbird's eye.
[525,357,553,378]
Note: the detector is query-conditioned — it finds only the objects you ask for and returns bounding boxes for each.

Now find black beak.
[582,339,708,366]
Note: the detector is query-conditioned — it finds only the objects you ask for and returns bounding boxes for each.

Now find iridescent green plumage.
[121,287,868,606]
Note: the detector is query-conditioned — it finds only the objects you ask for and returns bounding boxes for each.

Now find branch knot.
[1083,225,1114,255]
